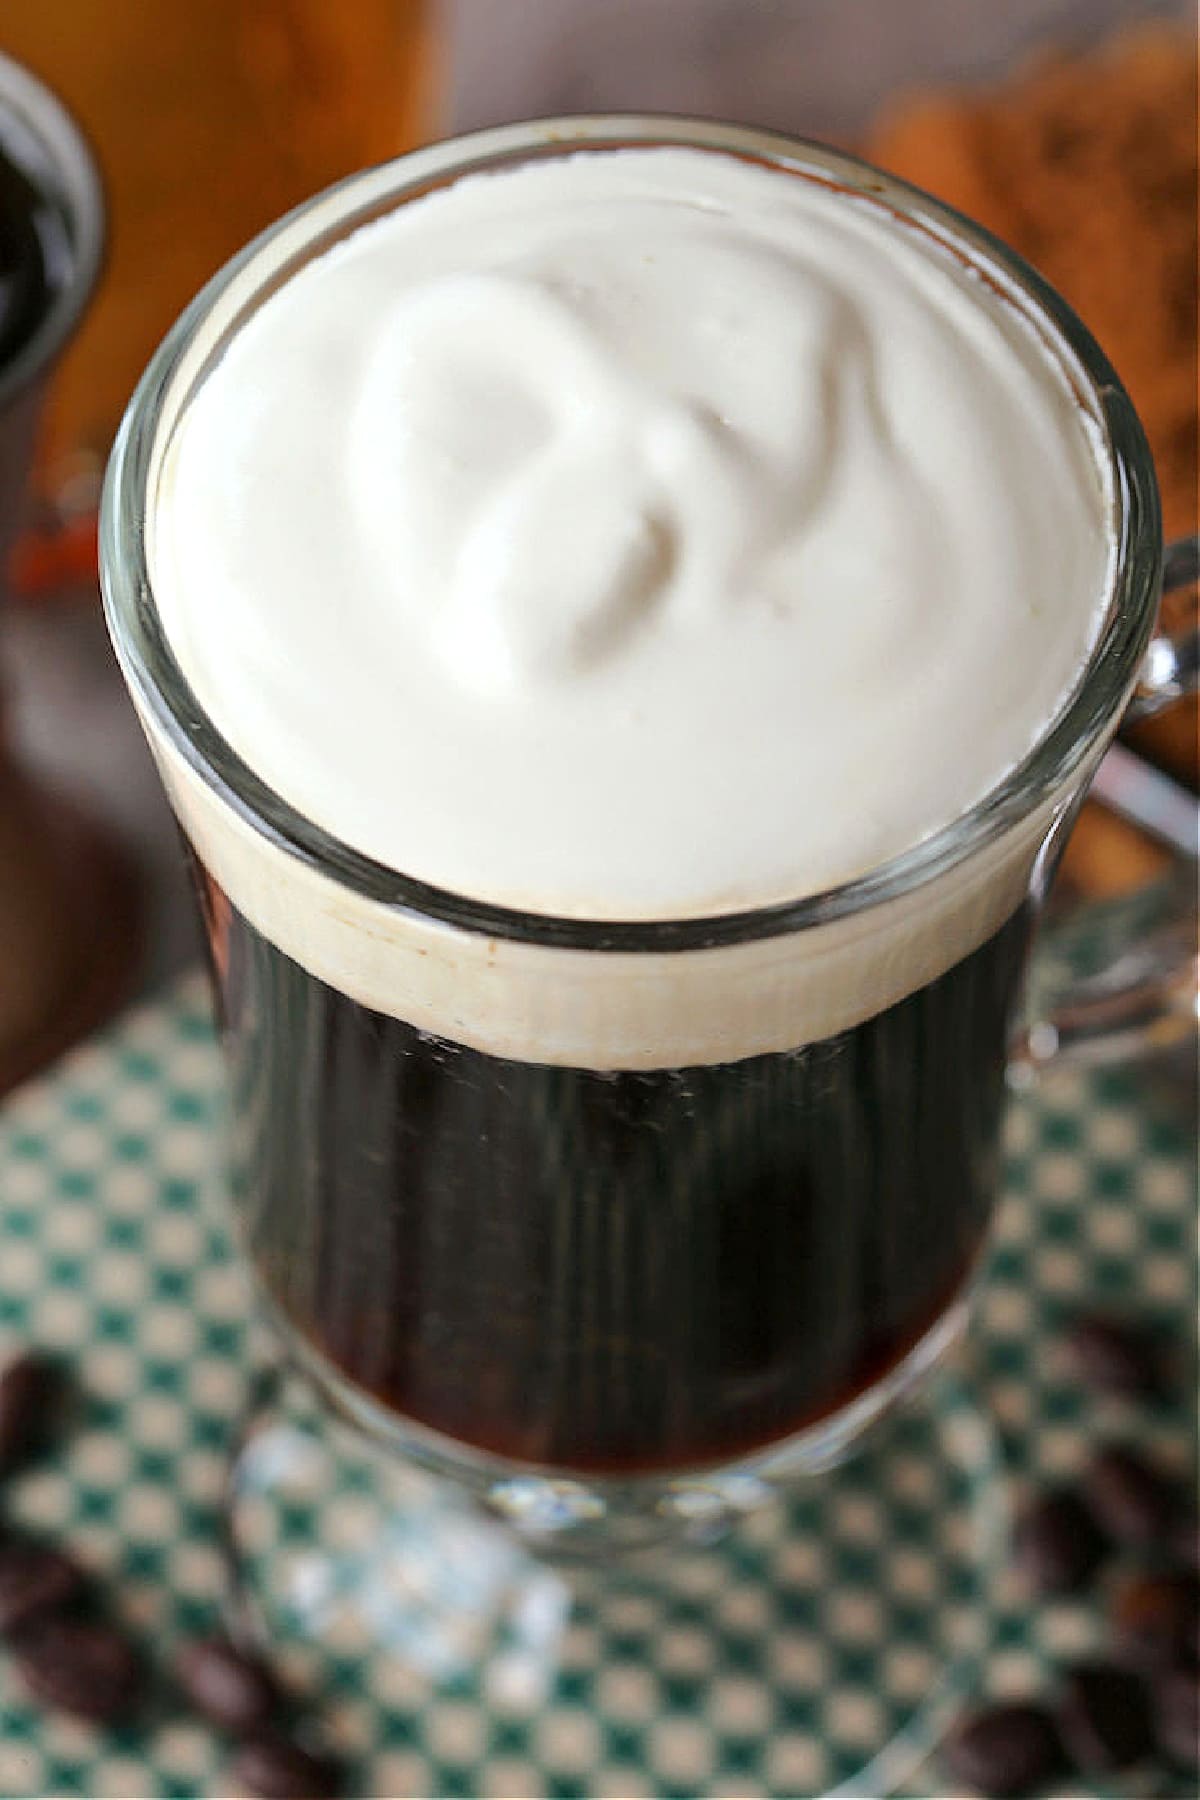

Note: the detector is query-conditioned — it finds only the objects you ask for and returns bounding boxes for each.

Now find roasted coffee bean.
[13,1615,142,1722]
[231,1731,342,1799]
[1114,1571,1200,1667]
[941,1702,1064,1796]
[1063,1313,1163,1399]
[1090,1444,1177,1546]
[0,1543,84,1637]
[1058,1660,1152,1771]
[1154,1662,1199,1772]
[1013,1487,1106,1594]
[176,1635,279,1733]
[0,1353,62,1475]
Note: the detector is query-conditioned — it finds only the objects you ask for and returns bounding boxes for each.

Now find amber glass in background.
[1,0,436,543]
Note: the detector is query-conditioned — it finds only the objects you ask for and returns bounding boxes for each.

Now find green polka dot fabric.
[0,975,1193,1798]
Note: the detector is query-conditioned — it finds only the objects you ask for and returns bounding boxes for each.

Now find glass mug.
[100,119,1198,1554]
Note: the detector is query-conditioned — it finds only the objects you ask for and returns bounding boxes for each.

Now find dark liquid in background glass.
[0,112,74,375]
[0,94,81,577]
[195,856,1032,1476]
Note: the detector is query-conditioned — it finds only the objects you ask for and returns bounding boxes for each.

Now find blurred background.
[1,0,1195,1083]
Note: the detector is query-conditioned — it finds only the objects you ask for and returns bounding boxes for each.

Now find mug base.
[222,1355,1006,1798]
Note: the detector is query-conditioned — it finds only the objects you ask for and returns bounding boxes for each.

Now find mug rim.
[0,50,106,414]
[99,114,1163,954]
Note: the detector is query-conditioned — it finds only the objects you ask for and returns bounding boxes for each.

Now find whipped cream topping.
[153,146,1112,920]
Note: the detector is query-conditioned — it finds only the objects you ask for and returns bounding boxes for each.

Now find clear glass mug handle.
[1011,534,1199,1080]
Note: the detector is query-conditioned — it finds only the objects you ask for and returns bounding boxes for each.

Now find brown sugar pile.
[868,28,1198,887]
[867,26,1197,542]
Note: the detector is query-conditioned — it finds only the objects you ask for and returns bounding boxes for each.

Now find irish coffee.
[105,128,1121,1489]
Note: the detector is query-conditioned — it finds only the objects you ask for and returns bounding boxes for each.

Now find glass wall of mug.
[100,120,1176,1552]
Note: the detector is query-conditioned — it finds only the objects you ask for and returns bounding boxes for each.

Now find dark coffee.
[195,857,1031,1476]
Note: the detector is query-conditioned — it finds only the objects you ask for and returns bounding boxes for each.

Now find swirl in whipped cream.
[153,147,1111,919]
